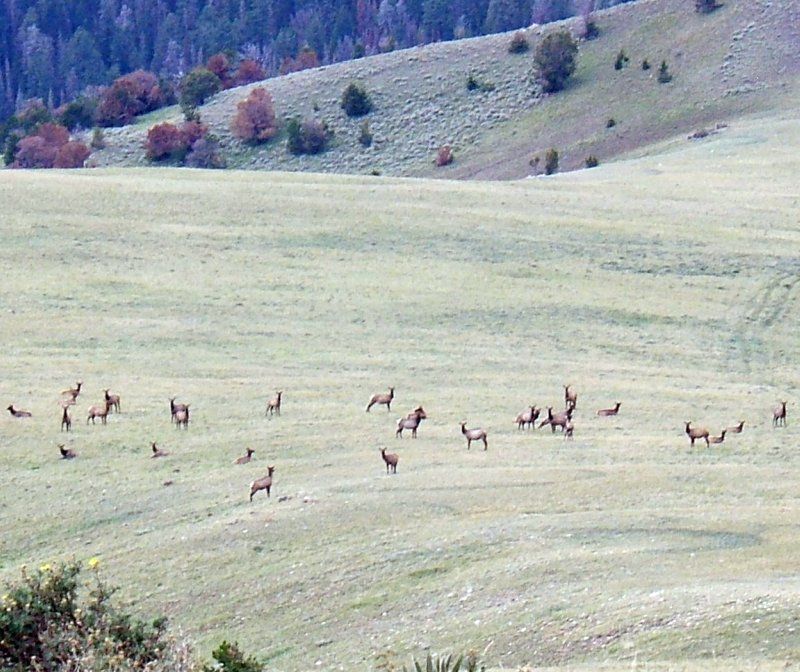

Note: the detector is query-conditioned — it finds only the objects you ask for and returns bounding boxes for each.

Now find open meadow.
[1,111,800,670]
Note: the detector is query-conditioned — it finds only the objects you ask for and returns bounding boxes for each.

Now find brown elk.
[60,404,72,432]
[515,405,539,430]
[685,422,710,447]
[266,391,282,416]
[58,444,77,459]
[87,400,111,425]
[174,406,189,429]
[708,430,726,445]
[396,407,427,438]
[7,405,32,418]
[564,385,577,410]
[597,402,621,417]
[234,448,255,464]
[366,387,394,412]
[61,381,82,402]
[103,389,121,413]
[564,420,574,440]
[169,398,188,423]
[381,448,399,473]
[773,401,787,427]
[539,406,572,433]
[726,420,745,434]
[461,422,488,450]
[249,466,275,501]
[151,442,169,458]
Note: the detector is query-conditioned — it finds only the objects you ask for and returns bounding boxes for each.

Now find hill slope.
[91,0,800,178]
[3,110,800,668]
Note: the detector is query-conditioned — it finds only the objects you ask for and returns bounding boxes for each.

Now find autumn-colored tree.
[234,60,266,86]
[11,122,84,168]
[232,88,278,143]
[145,122,188,161]
[207,53,233,88]
[96,70,166,126]
[54,141,91,168]
[279,47,320,75]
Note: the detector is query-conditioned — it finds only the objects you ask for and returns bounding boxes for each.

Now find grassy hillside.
[2,110,800,669]
[89,0,800,179]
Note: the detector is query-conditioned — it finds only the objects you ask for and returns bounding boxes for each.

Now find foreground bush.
[11,122,90,169]
[232,88,278,143]
[286,118,332,155]
[341,82,373,117]
[145,120,209,162]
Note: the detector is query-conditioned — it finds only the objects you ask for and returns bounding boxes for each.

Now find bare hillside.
[90,0,800,179]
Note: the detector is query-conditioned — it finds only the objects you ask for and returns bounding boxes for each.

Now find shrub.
[358,120,373,147]
[403,651,483,672]
[341,82,373,117]
[286,118,332,155]
[90,127,106,149]
[56,96,98,130]
[585,154,599,168]
[695,0,721,13]
[435,145,453,167]
[544,147,559,175]
[202,640,263,672]
[657,60,673,83]
[96,70,166,126]
[54,141,91,168]
[232,87,278,142]
[508,31,529,54]
[642,59,651,70]
[533,30,579,93]
[581,16,599,40]
[279,47,320,75]
[207,52,233,88]
[145,122,188,161]
[235,59,266,86]
[466,74,496,92]
[3,132,22,165]
[11,122,72,168]
[606,117,616,128]
[186,135,226,168]
[614,49,629,70]
[180,68,222,111]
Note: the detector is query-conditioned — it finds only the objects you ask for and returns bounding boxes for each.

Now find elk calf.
[250,466,275,501]
[366,387,394,412]
[381,448,398,473]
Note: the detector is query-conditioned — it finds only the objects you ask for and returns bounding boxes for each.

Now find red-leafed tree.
[96,70,167,126]
[279,47,320,75]
[145,122,187,161]
[206,53,233,89]
[235,59,266,86]
[12,122,87,169]
[54,141,91,168]
[231,87,278,143]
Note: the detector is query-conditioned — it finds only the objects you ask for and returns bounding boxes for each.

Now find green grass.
[2,113,800,670]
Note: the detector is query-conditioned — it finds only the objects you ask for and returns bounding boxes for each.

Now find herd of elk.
[396,406,427,438]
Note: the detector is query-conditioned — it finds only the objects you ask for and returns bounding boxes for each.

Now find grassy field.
[2,112,800,671]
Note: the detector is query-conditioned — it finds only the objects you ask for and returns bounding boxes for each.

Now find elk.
[773,401,787,427]
[174,406,189,429]
[564,384,577,410]
[249,466,275,501]
[726,420,745,434]
[515,405,539,430]
[539,406,572,433]
[396,406,427,438]
[366,387,394,412]
[61,381,82,401]
[564,420,574,440]
[234,448,255,465]
[151,442,169,458]
[708,430,726,445]
[266,391,282,416]
[7,405,32,418]
[380,448,398,473]
[461,422,488,450]
[60,404,72,432]
[169,398,188,423]
[103,389,121,413]
[685,421,710,447]
[58,444,77,459]
[597,402,621,417]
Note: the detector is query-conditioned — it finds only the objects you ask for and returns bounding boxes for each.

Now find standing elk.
[61,381,82,402]
[174,406,190,429]
[366,387,394,412]
[249,466,275,501]
[515,405,539,430]
[564,384,577,410]
[60,404,72,432]
[539,406,573,433]
[396,407,427,438]
[597,402,621,417]
[685,421,710,447]
[103,389,121,413]
[7,405,32,418]
[87,400,112,425]
[461,422,488,450]
[773,401,787,427]
[266,391,282,416]
[170,398,188,423]
[381,448,399,473]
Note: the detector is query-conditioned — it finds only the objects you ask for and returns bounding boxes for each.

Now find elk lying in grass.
[597,402,621,417]
[58,444,77,459]
[266,391,282,416]
[169,398,188,423]
[685,421,710,447]
[60,404,72,432]
[381,448,398,473]
[234,448,255,464]
[461,422,488,450]
[7,405,32,418]
[61,381,82,402]
[539,406,573,433]
[396,407,427,438]
[87,400,111,425]
[726,420,745,434]
[249,466,275,501]
[366,387,394,412]
[174,407,189,429]
[103,389,121,413]
[151,442,169,458]
[515,405,539,430]
[773,401,787,427]
[708,430,726,445]
[564,384,577,410]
